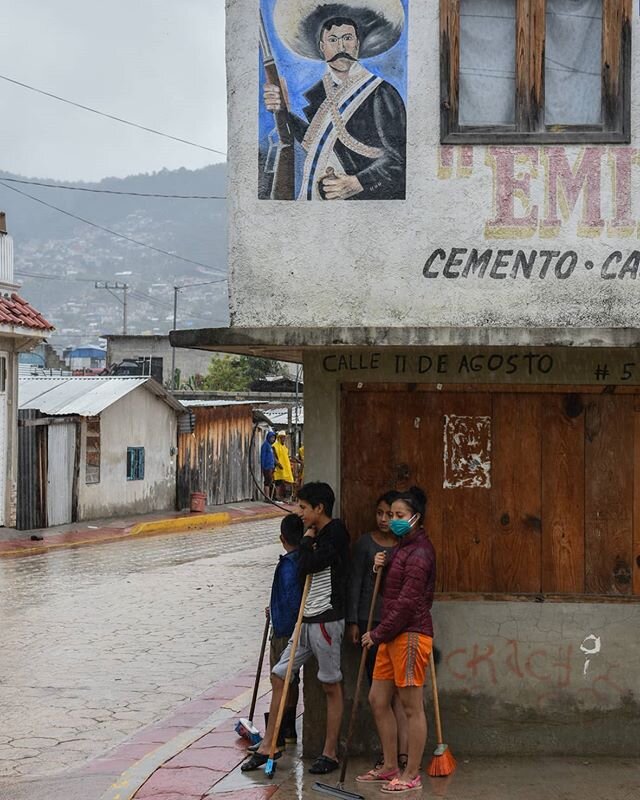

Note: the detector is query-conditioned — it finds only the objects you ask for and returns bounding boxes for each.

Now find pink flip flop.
[355,766,400,783]
[380,774,423,793]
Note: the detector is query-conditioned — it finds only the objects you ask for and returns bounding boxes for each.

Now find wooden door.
[341,386,637,598]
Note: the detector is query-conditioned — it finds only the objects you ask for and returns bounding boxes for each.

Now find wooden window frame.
[85,417,101,485]
[440,0,631,144]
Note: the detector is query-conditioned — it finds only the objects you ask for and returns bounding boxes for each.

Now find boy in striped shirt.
[242,481,350,776]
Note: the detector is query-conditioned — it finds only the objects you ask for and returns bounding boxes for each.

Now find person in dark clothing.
[248,513,304,752]
[260,430,278,498]
[357,486,435,794]
[242,481,350,776]
[347,489,408,769]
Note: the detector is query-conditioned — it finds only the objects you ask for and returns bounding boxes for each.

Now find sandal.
[308,754,340,774]
[356,766,399,783]
[240,751,282,772]
[381,775,423,794]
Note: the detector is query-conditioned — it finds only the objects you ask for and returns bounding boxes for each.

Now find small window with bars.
[126,447,145,481]
[85,417,101,485]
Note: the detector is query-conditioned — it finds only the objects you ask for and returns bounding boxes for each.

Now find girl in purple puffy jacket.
[357,486,435,795]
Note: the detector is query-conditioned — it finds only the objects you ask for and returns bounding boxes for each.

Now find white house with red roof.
[0,212,54,526]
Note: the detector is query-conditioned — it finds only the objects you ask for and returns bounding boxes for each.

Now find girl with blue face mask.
[356,486,436,794]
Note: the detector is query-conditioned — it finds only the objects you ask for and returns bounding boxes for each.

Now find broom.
[235,613,270,746]
[426,648,456,777]
[311,569,383,799]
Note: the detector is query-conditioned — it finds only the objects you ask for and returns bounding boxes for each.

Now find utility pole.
[169,279,225,390]
[171,285,179,390]
[95,281,128,334]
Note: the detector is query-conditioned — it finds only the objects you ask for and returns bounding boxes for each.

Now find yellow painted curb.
[0,508,286,559]
[129,511,232,536]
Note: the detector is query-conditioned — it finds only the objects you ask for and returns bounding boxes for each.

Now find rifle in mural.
[259,11,295,200]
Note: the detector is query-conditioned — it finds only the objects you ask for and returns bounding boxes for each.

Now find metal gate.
[17,409,47,530]
[46,423,76,526]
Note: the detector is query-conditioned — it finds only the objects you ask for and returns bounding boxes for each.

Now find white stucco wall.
[228,2,640,329]
[78,387,177,519]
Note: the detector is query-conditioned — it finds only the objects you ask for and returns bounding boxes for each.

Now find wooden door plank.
[491,394,542,593]
[584,396,633,595]
[390,392,446,588]
[437,394,494,592]
[341,389,399,544]
[635,412,640,596]
[541,395,585,593]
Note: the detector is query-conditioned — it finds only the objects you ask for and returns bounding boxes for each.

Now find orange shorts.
[372,632,433,688]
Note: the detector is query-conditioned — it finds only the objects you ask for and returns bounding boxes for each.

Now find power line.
[0,176,226,200]
[15,270,227,289]
[15,270,97,282]
[0,73,227,156]
[14,271,227,323]
[177,279,227,288]
[0,180,226,274]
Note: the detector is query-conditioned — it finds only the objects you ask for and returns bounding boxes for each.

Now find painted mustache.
[328,52,357,63]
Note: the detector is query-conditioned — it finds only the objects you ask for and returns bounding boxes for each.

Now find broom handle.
[268,573,312,760]
[339,566,383,784]
[249,614,271,723]
[428,649,444,745]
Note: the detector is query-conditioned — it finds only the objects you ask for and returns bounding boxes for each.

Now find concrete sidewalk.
[50,670,640,800]
[0,500,289,558]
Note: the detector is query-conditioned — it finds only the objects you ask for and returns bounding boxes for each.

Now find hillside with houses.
[0,164,228,349]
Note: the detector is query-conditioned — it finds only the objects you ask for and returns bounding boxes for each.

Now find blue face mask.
[389,514,418,538]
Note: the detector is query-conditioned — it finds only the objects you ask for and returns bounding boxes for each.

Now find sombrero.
[273,0,405,61]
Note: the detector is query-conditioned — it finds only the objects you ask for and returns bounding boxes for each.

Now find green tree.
[202,355,281,391]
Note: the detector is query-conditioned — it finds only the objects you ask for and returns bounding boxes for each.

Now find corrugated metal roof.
[180,399,267,408]
[68,346,106,358]
[19,376,184,416]
[262,405,304,426]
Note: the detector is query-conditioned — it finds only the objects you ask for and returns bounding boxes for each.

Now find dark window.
[126,447,145,481]
[0,356,6,392]
[441,0,631,144]
[85,417,101,484]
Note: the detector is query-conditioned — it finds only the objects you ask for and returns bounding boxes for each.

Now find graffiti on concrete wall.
[258,0,407,201]
[442,637,624,708]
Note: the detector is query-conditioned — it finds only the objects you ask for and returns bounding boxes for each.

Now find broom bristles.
[427,743,457,777]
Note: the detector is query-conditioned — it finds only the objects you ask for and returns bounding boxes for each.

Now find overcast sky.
[0,0,226,181]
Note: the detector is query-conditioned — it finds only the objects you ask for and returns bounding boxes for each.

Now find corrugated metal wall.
[17,409,47,529]
[177,406,261,509]
[46,423,76,526]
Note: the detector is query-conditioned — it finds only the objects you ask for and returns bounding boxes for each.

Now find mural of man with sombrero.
[260,0,406,201]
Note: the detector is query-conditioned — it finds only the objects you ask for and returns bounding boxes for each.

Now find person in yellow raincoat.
[273,431,294,500]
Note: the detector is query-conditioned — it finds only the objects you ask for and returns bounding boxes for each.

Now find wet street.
[0,519,281,785]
